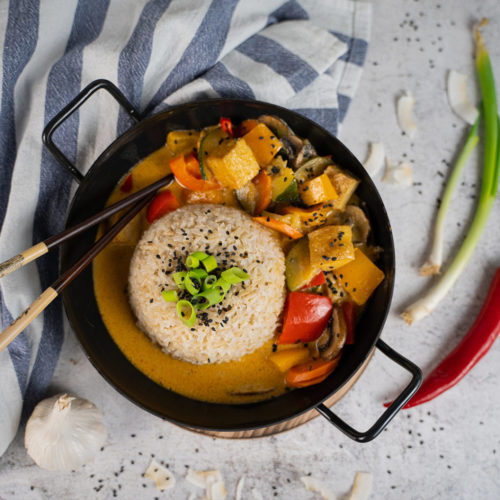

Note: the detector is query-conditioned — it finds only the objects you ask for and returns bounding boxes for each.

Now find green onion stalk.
[402,19,499,324]
[419,116,480,277]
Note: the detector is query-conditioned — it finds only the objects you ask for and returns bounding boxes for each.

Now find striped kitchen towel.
[0,0,371,455]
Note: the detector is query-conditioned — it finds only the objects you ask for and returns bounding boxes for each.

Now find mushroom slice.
[397,91,417,138]
[327,205,370,245]
[257,114,293,138]
[447,70,479,125]
[316,305,347,361]
[294,140,317,169]
[228,385,276,397]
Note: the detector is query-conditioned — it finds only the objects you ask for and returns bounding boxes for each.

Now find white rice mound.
[128,204,286,364]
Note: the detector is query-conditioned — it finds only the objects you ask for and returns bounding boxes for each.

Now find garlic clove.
[25,393,107,472]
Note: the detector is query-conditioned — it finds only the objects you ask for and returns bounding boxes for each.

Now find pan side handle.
[316,339,422,443]
[42,79,141,183]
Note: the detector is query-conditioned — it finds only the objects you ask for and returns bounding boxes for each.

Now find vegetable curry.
[93,115,385,404]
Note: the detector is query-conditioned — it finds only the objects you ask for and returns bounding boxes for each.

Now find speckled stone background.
[1,1,500,499]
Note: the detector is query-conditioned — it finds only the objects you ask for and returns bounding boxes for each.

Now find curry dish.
[93,115,385,404]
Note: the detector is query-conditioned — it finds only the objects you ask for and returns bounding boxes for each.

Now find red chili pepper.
[146,190,180,223]
[219,117,234,137]
[387,267,500,409]
[300,271,326,290]
[277,292,333,344]
[120,174,133,193]
[342,301,356,344]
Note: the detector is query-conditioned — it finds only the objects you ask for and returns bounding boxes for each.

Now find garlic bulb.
[25,393,107,471]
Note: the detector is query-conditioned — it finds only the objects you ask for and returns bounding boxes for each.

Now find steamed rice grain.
[128,204,286,364]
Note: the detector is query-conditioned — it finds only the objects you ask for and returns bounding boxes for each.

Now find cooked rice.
[128,204,286,364]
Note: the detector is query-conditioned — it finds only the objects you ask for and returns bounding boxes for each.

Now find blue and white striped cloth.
[0,0,371,455]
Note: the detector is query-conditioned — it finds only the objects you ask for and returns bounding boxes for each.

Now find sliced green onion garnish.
[176,300,196,327]
[186,255,200,268]
[190,251,209,261]
[173,271,187,289]
[201,255,217,272]
[192,288,224,310]
[203,275,217,290]
[215,277,231,293]
[188,268,208,280]
[221,267,250,284]
[184,273,202,295]
[162,290,178,302]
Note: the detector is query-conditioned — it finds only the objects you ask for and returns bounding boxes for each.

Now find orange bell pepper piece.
[170,153,220,192]
[286,357,341,388]
[252,216,303,239]
[252,171,272,215]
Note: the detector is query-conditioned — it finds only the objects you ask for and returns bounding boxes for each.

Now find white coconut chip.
[186,469,226,500]
[235,476,245,500]
[447,70,479,124]
[397,91,417,138]
[346,472,373,500]
[382,158,413,186]
[143,459,175,491]
[300,476,336,500]
[363,142,385,176]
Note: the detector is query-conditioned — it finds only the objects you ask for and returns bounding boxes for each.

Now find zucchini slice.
[198,127,230,180]
[267,158,300,203]
[294,157,334,186]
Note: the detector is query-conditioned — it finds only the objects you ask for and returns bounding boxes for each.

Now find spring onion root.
[419,117,480,276]
[402,19,499,325]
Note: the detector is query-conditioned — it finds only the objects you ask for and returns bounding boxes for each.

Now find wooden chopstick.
[0,174,173,279]
[0,191,157,353]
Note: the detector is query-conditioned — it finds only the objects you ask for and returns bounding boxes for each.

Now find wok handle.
[316,339,422,443]
[42,79,141,183]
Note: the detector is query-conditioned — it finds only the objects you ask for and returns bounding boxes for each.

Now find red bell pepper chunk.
[220,117,234,137]
[277,292,333,344]
[300,271,326,290]
[341,301,355,344]
[146,190,180,223]
[120,174,133,193]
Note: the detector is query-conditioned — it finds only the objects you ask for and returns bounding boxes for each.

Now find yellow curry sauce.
[93,146,287,404]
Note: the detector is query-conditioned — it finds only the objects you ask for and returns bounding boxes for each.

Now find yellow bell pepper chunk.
[308,225,355,271]
[166,129,200,155]
[324,165,359,210]
[206,138,260,189]
[243,123,282,167]
[300,173,338,206]
[269,347,311,372]
[334,248,385,305]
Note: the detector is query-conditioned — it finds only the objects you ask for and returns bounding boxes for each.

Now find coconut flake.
[363,142,385,176]
[235,476,245,500]
[143,459,175,491]
[186,469,226,500]
[347,472,373,500]
[397,91,417,138]
[447,70,479,124]
[382,159,413,186]
[300,476,336,500]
